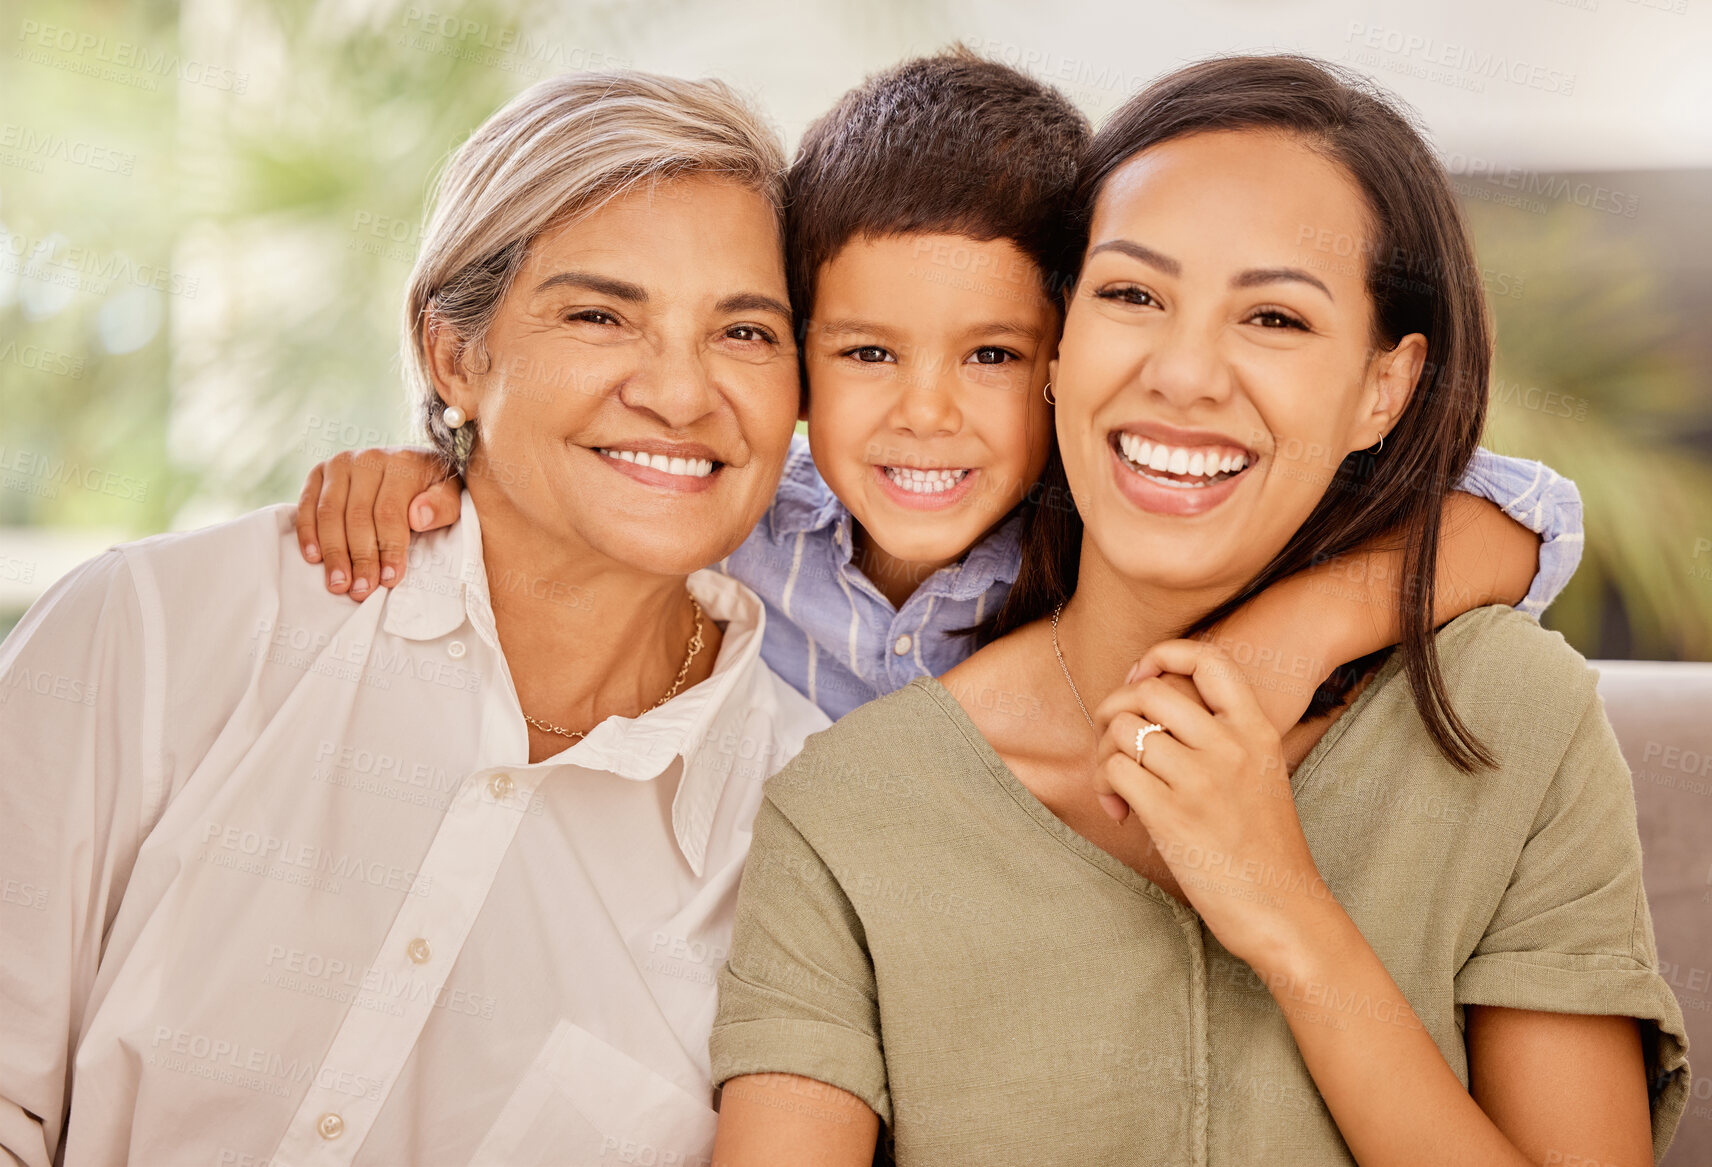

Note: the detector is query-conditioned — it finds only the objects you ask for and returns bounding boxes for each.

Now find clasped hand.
[1092,640,1337,973]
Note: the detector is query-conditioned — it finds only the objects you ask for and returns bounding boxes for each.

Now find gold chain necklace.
[523,593,705,741]
[1051,602,1097,733]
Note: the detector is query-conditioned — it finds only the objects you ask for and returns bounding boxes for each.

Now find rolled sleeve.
[1453,688,1689,1160]
[1455,448,1584,618]
[710,797,891,1126]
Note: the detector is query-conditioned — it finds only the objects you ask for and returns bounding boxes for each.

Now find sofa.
[1595,660,1712,1165]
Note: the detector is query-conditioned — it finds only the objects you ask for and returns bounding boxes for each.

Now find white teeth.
[883,466,970,494]
[599,448,716,478]
[1115,435,1249,482]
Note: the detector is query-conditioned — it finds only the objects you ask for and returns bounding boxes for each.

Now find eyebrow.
[811,319,1044,342]
[716,291,793,321]
[532,271,647,301]
[532,273,790,321]
[1088,239,1180,276]
[812,318,895,339]
[1089,239,1334,301]
[963,320,1046,342]
[1231,266,1334,301]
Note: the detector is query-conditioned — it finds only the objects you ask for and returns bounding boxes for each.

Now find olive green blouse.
[710,607,1689,1164]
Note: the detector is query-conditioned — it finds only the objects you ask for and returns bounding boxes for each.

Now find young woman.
[709,56,1688,1166]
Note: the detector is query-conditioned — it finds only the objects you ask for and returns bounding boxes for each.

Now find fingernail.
[352,578,369,595]
[410,504,430,530]
[304,543,320,562]
[1124,663,1142,685]
[380,566,396,583]
[330,570,346,587]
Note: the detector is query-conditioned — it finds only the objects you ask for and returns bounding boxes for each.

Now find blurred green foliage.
[2,0,1708,657]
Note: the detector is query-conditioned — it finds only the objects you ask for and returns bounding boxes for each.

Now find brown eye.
[971,347,1016,365]
[848,346,893,363]
[567,309,618,326]
[1250,308,1308,330]
[727,324,777,344]
[1095,285,1158,308]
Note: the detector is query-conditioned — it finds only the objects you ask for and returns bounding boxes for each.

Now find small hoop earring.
[1042,381,1055,405]
[443,405,466,430]
[1368,432,1385,455]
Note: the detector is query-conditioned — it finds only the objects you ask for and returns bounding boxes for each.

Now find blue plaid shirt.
[718,435,1584,720]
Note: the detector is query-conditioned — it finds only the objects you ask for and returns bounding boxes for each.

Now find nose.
[618,337,720,430]
[886,360,962,438]
[1134,314,1232,411]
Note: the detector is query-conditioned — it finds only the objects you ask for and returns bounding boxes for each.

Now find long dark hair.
[979,55,1495,771]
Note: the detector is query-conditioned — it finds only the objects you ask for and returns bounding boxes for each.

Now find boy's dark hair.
[785,46,1091,333]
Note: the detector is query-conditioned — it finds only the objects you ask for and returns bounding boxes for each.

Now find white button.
[407,937,431,964]
[447,640,466,659]
[317,1112,344,1139]
[892,634,912,657]
[488,772,514,800]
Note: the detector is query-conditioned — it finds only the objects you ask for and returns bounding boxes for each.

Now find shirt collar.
[560,569,777,876]
[384,490,780,876]
[765,434,845,539]
[381,489,488,643]
[937,509,1026,600]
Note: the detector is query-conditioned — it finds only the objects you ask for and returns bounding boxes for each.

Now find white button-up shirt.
[0,493,828,1167]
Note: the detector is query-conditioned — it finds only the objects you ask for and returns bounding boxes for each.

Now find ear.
[1354,333,1425,450]
[1047,355,1060,398]
[425,314,482,421]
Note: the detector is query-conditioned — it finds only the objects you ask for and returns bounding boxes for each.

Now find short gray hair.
[403,71,787,469]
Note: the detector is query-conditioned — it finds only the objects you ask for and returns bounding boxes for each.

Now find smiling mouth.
[880,466,972,495]
[1111,432,1250,489]
[596,448,721,479]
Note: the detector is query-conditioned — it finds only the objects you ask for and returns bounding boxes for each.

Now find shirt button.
[317,1112,344,1139]
[447,640,466,659]
[407,938,431,964]
[892,634,912,657]
[488,772,514,800]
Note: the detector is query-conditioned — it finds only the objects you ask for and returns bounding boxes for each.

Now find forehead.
[522,175,784,281]
[1090,130,1373,268]
[817,233,1058,327]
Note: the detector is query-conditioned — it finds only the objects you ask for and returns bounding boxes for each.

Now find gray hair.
[403,71,787,470]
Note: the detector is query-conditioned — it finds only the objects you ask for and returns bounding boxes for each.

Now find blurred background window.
[2,0,1709,659]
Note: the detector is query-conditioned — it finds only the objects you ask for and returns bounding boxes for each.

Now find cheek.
[807,382,885,469]
[1251,379,1367,488]
[734,364,809,461]
[995,390,1054,477]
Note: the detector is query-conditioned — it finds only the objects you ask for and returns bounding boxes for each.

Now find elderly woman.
[710,57,1688,1165]
[0,73,824,1165]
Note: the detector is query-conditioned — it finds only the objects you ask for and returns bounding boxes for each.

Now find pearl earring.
[442,406,466,430]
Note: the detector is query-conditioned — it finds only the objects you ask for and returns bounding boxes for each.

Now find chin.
[584,521,743,578]
[1094,527,1259,595]
[869,524,980,569]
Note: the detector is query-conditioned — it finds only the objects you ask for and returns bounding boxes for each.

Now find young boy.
[296,49,1582,726]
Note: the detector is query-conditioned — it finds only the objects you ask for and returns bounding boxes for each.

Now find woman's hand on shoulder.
[1091,639,1334,972]
[295,447,462,599]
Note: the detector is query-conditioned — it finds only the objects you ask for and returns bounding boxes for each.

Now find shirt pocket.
[467,1018,717,1167]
